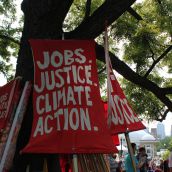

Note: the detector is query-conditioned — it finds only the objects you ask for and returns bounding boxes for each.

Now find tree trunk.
[13,0,136,171]
[14,1,73,171]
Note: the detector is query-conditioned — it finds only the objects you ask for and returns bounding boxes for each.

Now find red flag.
[0,78,22,160]
[103,101,119,146]
[106,57,145,134]
[22,40,117,154]
[0,78,21,131]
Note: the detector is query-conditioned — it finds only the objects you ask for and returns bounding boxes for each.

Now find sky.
[143,114,172,136]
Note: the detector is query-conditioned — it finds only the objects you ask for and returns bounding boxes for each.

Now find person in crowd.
[164,158,169,172]
[152,162,162,172]
[124,143,144,172]
[136,147,148,172]
[159,159,164,171]
[169,150,172,172]
[117,160,124,172]
[109,153,119,172]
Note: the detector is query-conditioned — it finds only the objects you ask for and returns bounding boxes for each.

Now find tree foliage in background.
[156,136,172,152]
[110,0,172,121]
[0,0,22,81]
[162,150,170,161]
[0,0,172,122]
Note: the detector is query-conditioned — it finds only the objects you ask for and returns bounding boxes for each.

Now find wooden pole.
[125,132,137,172]
[104,21,112,126]
[73,154,78,172]
[121,137,123,157]
[0,81,32,171]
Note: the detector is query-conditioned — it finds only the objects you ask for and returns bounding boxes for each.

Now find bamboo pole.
[0,81,32,171]
[73,154,79,172]
[43,159,48,172]
[125,132,137,172]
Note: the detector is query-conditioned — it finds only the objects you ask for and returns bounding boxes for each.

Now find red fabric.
[0,78,21,131]
[60,155,72,172]
[106,58,145,134]
[103,102,119,146]
[23,40,118,154]
[112,135,119,146]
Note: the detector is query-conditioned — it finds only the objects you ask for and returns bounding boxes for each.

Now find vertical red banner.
[106,58,145,134]
[0,78,21,131]
[0,78,22,159]
[23,40,117,153]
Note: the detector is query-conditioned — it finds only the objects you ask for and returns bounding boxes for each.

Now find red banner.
[106,58,145,134]
[0,78,21,159]
[103,101,119,146]
[0,78,21,131]
[23,40,117,153]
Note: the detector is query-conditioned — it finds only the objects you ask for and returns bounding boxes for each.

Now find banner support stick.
[124,131,137,172]
[73,154,79,172]
[0,81,32,171]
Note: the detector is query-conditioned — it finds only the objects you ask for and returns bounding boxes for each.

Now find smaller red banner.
[0,78,21,131]
[103,101,119,146]
[0,78,22,160]
[106,58,145,134]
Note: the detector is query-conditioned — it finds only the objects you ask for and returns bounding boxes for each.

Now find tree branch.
[127,7,142,20]
[144,45,172,77]
[161,87,172,95]
[0,34,20,45]
[95,43,172,112]
[84,0,91,20]
[66,0,136,39]
[21,0,74,39]
[155,109,170,122]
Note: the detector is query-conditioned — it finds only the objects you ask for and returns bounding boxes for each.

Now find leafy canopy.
[0,0,172,121]
[0,0,21,81]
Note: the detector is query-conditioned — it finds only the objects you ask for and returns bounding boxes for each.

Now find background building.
[157,122,165,140]
[119,130,157,159]
[139,133,157,159]
[150,128,157,139]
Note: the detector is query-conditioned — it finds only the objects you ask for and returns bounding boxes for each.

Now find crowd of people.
[108,143,172,172]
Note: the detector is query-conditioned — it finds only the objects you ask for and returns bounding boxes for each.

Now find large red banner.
[23,40,117,153]
[106,58,145,134]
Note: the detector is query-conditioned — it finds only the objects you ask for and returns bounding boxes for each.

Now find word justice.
[33,107,92,137]
[34,65,92,93]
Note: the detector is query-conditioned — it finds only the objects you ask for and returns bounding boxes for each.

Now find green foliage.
[156,136,172,152]
[96,60,106,89]
[121,78,164,120]
[0,0,21,81]
[110,0,172,120]
[162,150,170,160]
[63,0,104,32]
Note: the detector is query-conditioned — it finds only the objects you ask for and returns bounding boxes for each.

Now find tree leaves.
[107,0,172,121]
[0,0,20,80]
